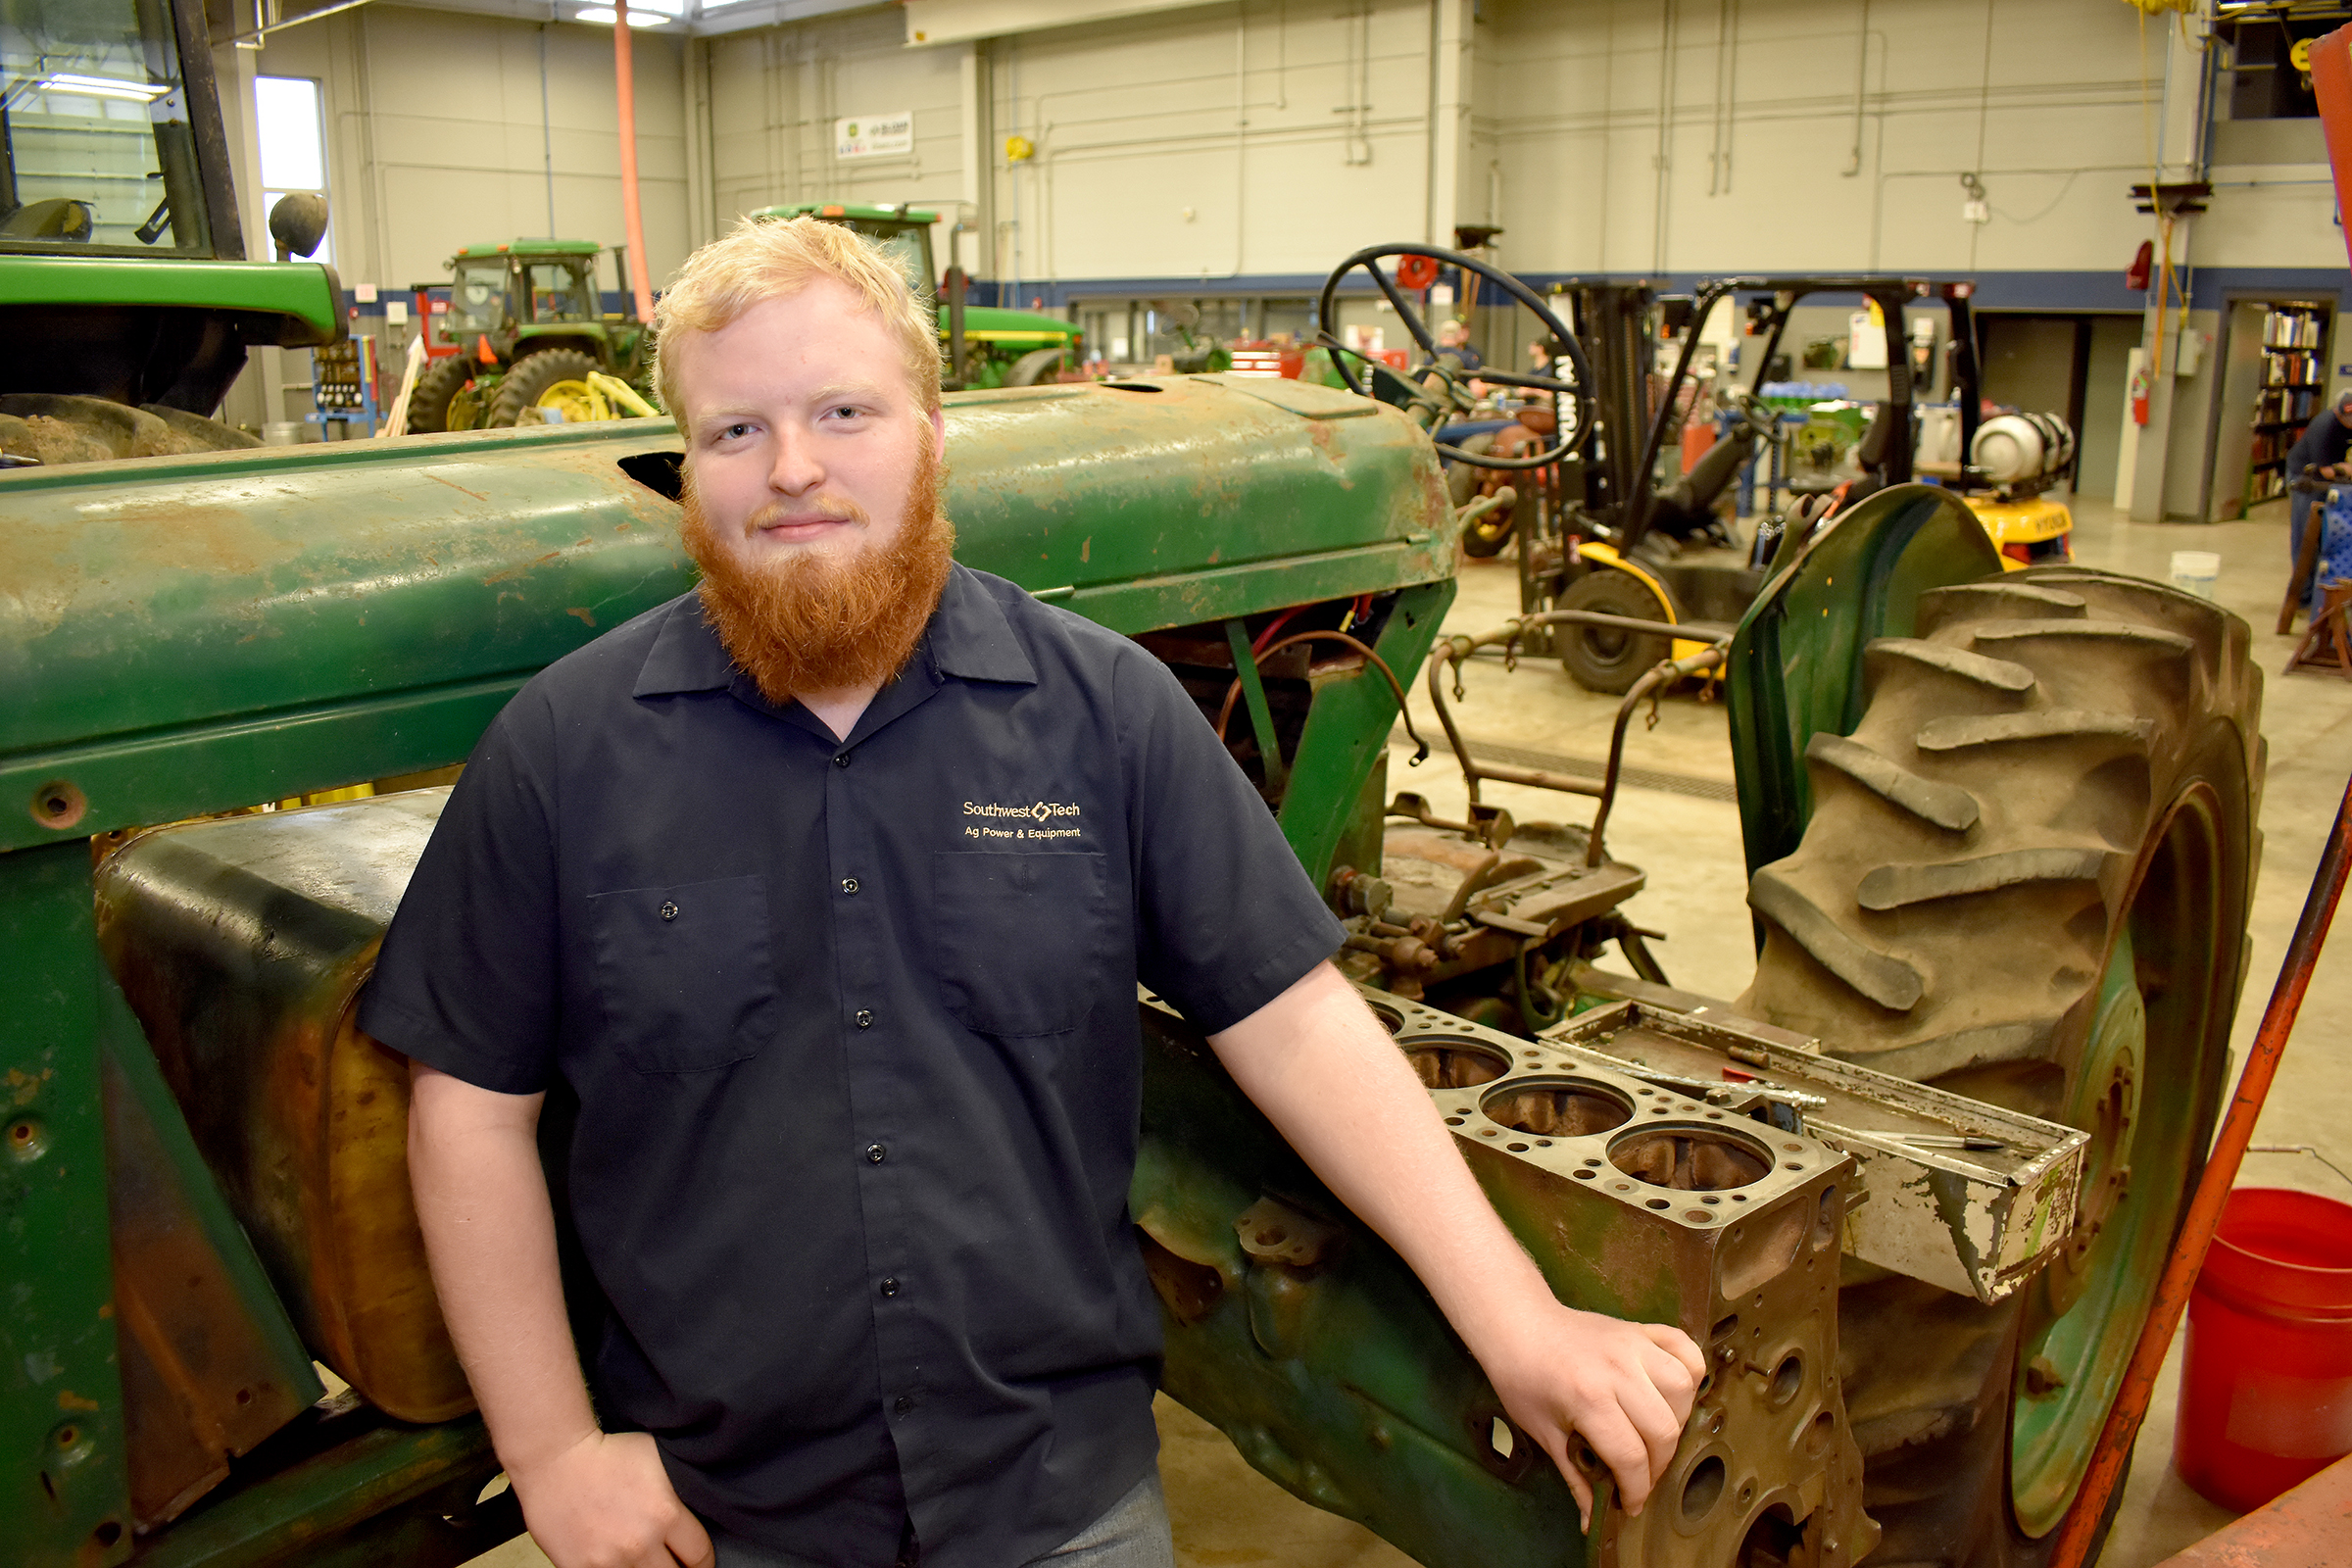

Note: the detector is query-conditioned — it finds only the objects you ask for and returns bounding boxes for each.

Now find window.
[0,0,210,253]
[254,74,328,263]
[572,0,685,27]
[526,260,592,322]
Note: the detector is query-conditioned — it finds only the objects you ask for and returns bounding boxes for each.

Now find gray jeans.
[710,1470,1173,1568]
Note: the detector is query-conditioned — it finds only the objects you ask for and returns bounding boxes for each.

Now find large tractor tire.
[1735,567,2262,1566]
[1556,567,1672,694]
[487,349,602,428]
[404,355,480,435]
[1004,346,1069,387]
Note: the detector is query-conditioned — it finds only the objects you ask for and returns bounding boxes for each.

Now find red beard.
[678,442,954,707]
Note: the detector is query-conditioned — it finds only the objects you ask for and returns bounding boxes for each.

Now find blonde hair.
[653,214,941,423]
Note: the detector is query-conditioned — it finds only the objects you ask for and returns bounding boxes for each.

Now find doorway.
[1974,313,2141,499]
[2208,294,2337,521]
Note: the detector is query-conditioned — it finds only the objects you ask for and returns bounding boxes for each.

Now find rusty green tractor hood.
[0,374,1450,853]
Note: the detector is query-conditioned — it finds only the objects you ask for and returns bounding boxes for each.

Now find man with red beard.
[366,217,1701,1568]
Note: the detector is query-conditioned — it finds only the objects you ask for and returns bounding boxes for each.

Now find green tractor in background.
[0,0,343,466]
[759,201,1083,387]
[402,240,658,433]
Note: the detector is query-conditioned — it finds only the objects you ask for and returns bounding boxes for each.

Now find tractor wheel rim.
[2008,787,2226,1537]
[536,379,602,423]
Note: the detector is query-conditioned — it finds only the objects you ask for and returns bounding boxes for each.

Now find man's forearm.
[1205,963,1559,1348]
[408,1063,600,1474]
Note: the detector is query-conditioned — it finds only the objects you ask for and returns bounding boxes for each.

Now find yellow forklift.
[1497,277,2079,692]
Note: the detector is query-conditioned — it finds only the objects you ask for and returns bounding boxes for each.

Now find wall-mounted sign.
[837,112,913,160]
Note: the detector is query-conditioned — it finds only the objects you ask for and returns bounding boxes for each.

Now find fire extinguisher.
[2130,361,2151,426]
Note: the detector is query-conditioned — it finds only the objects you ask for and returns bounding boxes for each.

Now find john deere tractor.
[0,0,343,466]
[759,201,1082,387]
[402,240,657,432]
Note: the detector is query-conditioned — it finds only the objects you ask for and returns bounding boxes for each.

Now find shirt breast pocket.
[932,851,1112,1037]
[585,874,777,1073]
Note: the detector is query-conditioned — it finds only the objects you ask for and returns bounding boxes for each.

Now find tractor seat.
[1,198,93,242]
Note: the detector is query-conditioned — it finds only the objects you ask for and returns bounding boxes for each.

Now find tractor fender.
[1725,482,2000,878]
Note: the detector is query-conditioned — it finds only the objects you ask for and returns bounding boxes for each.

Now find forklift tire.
[1004,346,1069,387]
[404,356,479,436]
[1735,567,2262,1566]
[1555,568,1672,694]
[487,350,602,428]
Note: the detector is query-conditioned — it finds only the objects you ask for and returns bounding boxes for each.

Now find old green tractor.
[757,201,1083,387]
[402,240,657,432]
[0,0,343,466]
[1,243,2255,1568]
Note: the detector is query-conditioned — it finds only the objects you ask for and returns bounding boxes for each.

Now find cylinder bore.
[1481,1078,1634,1138]
[1368,1003,1405,1036]
[1680,1453,1727,1523]
[1400,1034,1513,1090]
[1607,1124,1773,1191]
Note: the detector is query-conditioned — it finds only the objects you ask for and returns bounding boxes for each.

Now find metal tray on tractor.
[1528,994,2088,1304]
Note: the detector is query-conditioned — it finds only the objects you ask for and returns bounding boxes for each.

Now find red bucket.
[2174,1187,2352,1511]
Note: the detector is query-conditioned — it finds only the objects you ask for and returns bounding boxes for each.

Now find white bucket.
[2170,550,2221,599]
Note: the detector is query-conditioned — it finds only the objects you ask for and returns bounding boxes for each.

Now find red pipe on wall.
[612,0,655,323]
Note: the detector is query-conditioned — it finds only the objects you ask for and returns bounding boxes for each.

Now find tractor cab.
[755,200,1083,389]
[759,200,939,295]
[0,0,342,463]
[436,241,612,353]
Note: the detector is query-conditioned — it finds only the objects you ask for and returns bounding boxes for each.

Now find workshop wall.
[197,0,2348,516]
[703,6,968,236]
[975,1,1439,290]
[685,0,2343,321]
[1476,0,2160,279]
[230,5,693,297]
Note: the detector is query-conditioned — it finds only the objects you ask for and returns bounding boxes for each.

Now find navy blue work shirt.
[2288,405,2352,476]
[360,564,1345,1568]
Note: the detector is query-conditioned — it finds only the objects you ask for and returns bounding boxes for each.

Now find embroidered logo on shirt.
[962,800,1084,842]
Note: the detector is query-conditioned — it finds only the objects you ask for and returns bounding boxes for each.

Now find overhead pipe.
[613,0,655,322]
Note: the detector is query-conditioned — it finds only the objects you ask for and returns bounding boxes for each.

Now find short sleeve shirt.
[359,564,1346,1568]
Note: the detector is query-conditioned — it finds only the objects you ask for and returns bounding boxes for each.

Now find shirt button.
[856,1009,874,1029]
[659,901,678,921]
[893,1395,914,1416]
[841,877,859,895]
[879,1277,900,1298]
[833,752,852,767]
[866,1143,887,1163]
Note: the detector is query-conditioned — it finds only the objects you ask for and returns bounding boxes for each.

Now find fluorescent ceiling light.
[38,72,168,101]
[573,0,683,23]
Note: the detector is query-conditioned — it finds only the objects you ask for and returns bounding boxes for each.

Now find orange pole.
[2046,769,2352,1568]
[612,0,654,322]
[2311,24,2352,275]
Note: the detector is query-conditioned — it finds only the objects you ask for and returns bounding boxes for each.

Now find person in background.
[1431,318,1483,373]
[2286,385,2352,570]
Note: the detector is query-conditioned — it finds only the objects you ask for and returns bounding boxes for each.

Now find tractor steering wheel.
[1314,242,1595,471]
[1728,389,1782,443]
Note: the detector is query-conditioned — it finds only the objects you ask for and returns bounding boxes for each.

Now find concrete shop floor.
[464,496,2345,1568]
